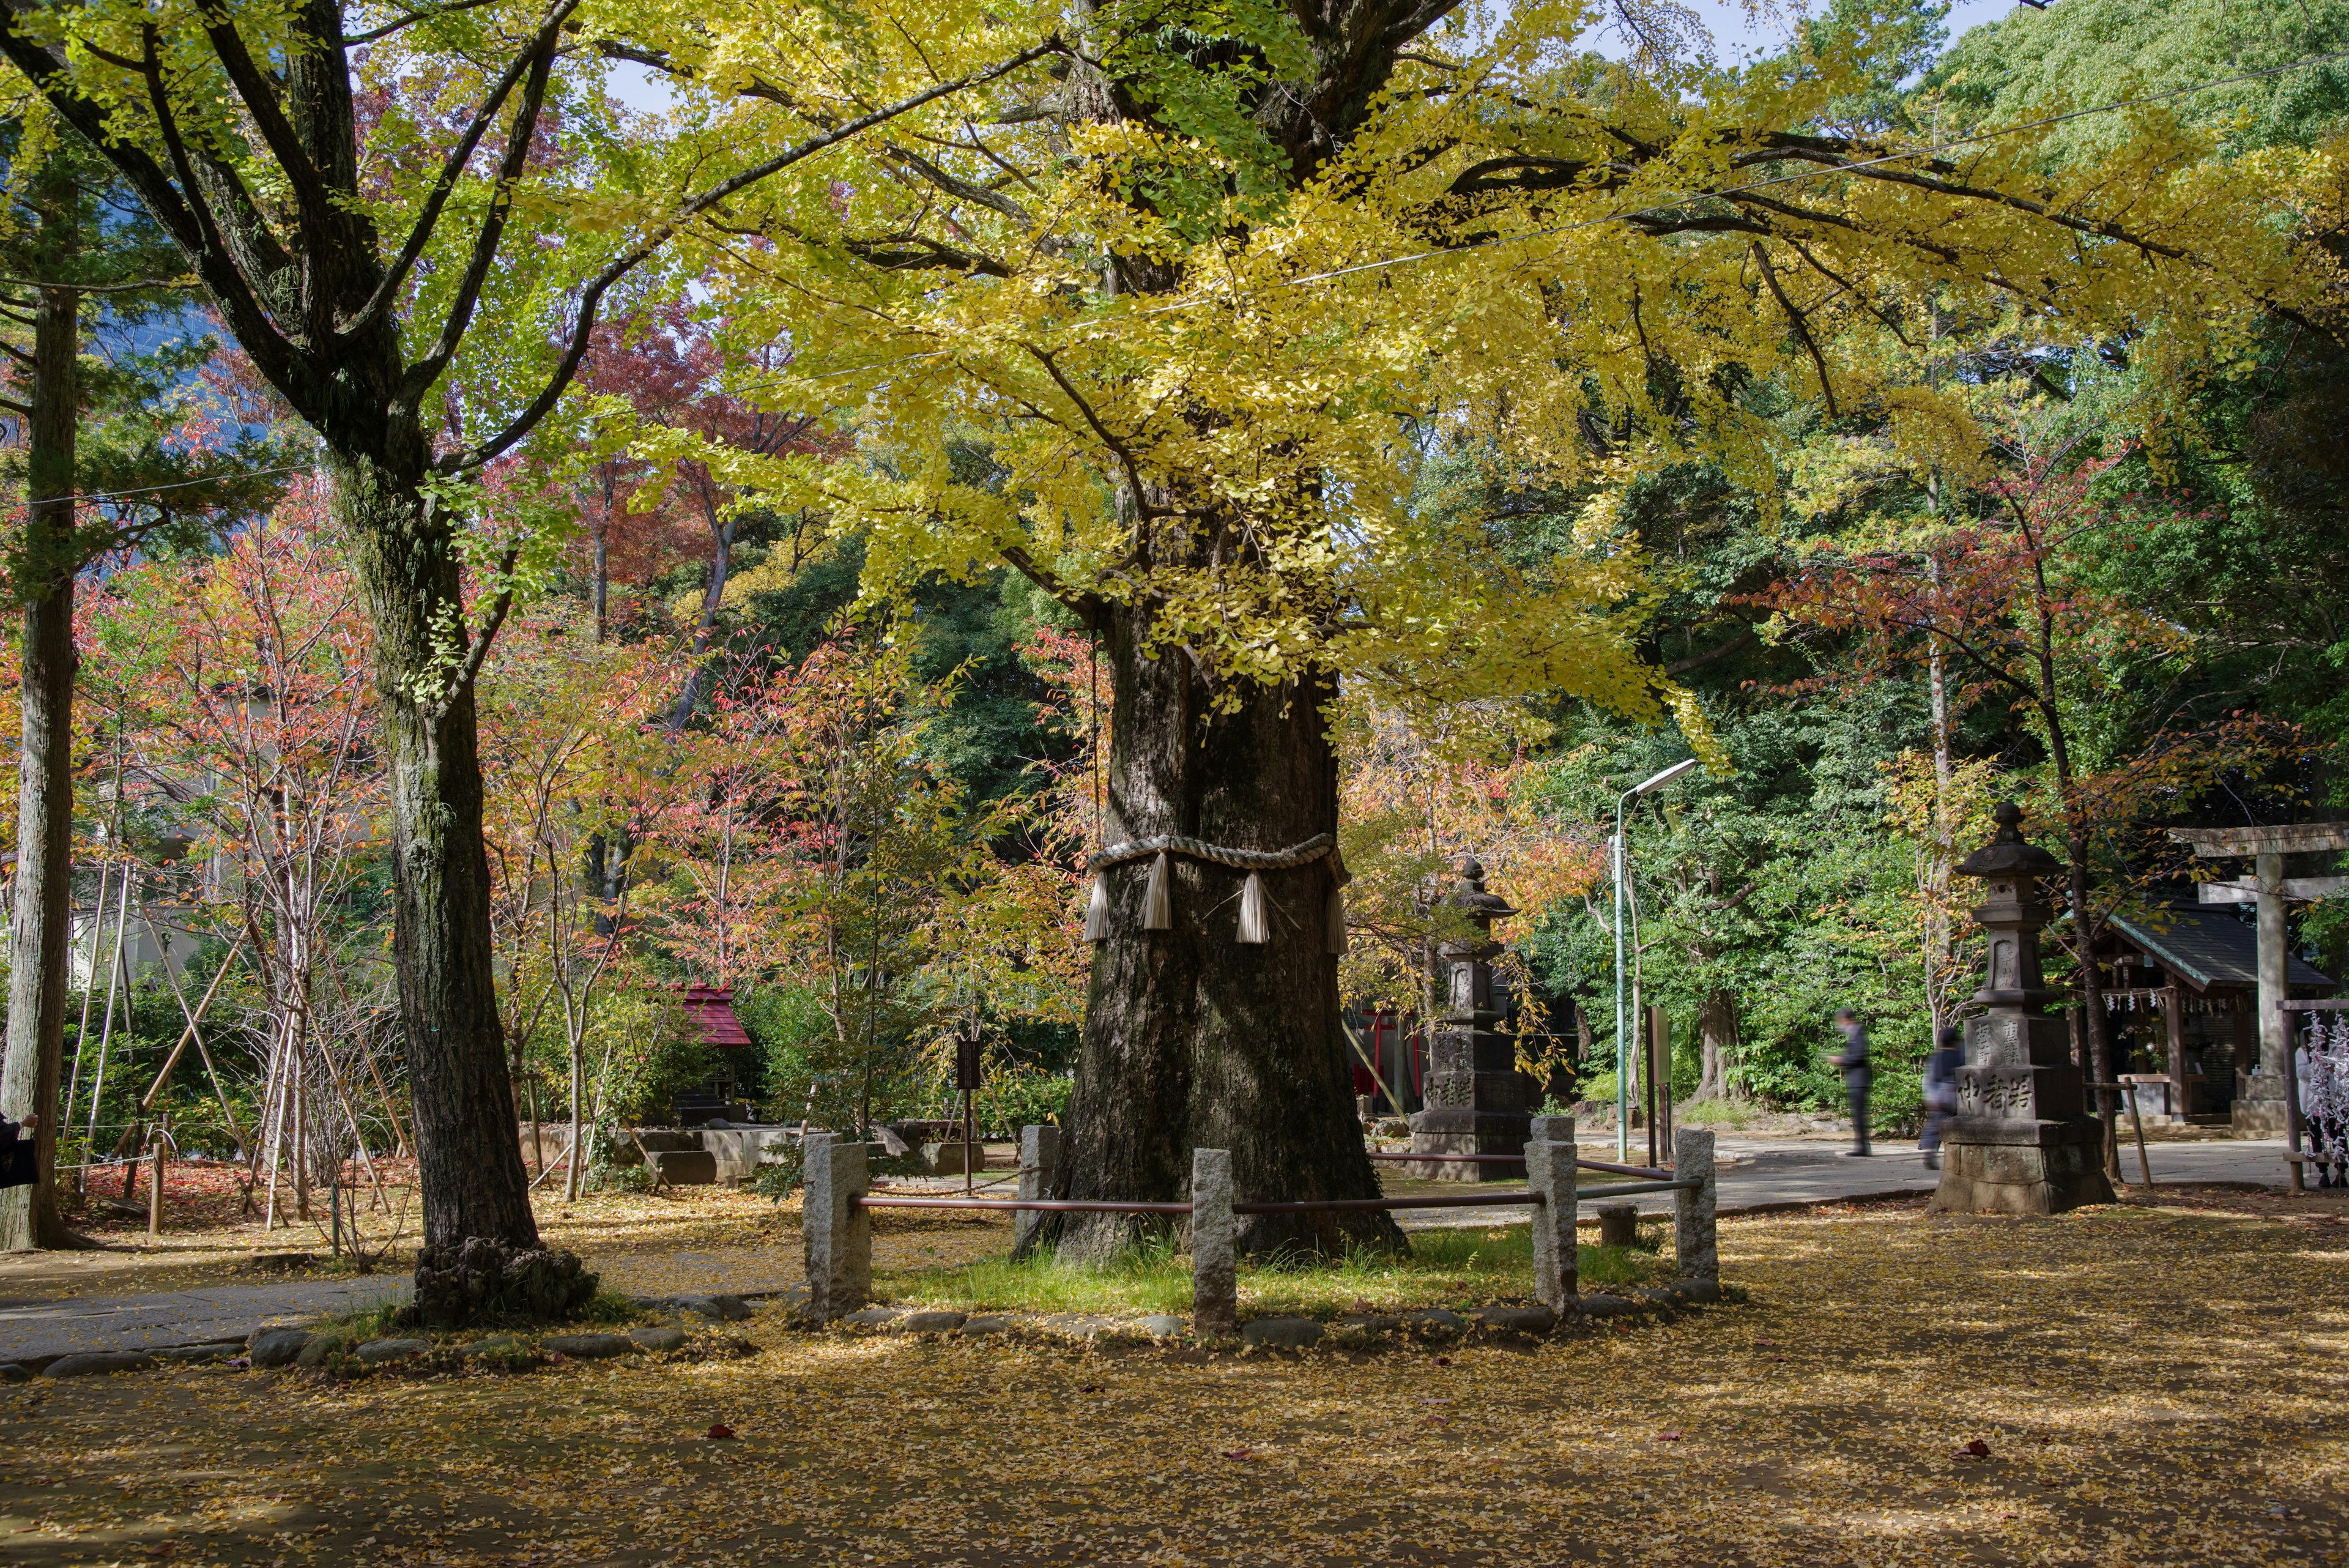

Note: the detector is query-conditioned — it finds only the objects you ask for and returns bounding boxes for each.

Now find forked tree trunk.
[0,283,84,1250]
[1033,607,1400,1261]
[332,445,539,1249]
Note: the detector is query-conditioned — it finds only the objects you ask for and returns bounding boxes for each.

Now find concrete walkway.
[0,1276,409,1363]
[0,1136,2301,1360]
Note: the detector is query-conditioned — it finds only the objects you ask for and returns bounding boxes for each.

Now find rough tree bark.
[1693,988,1743,1103]
[0,280,83,1250]
[1034,606,1400,1260]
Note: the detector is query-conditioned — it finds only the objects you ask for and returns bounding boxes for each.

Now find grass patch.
[875,1221,1677,1319]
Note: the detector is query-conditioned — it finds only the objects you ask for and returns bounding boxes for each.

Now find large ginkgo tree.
[654,1,2325,1254]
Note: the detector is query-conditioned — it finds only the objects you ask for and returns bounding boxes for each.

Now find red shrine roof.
[673,984,752,1049]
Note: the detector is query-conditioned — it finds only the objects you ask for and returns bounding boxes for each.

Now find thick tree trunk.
[333,447,539,1250]
[1034,607,1400,1261]
[1692,987,1743,1102]
[0,284,84,1250]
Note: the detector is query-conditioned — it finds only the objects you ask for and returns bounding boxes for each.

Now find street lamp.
[1614,757,1699,1159]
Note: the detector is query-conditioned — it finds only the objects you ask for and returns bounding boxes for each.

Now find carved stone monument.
[1408,860,1538,1181]
[1929,803,2117,1215]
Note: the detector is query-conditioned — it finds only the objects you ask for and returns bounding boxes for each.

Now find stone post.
[2257,850,2289,1096]
[803,1135,870,1318]
[1014,1124,1059,1254]
[1526,1113,1578,1309]
[1930,803,2116,1214]
[1673,1128,1717,1287]
[1190,1148,1236,1337]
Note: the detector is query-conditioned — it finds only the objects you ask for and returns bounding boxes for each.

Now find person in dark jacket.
[1920,1026,1963,1170]
[0,1112,38,1189]
[1832,1009,1872,1156]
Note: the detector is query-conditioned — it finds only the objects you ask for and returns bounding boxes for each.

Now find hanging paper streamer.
[1083,875,1110,944]
[1143,850,1173,931]
[1236,872,1269,945]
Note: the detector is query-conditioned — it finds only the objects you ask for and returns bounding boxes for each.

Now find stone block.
[1964,1013,2075,1071]
[1476,1305,1556,1335]
[157,1343,242,1364]
[1574,1294,1639,1318]
[355,1338,429,1365]
[895,1310,967,1334]
[1191,1148,1236,1337]
[42,1351,156,1378]
[803,1135,871,1318]
[1015,1124,1061,1253]
[629,1327,688,1353]
[459,1336,522,1358]
[959,1315,1014,1336]
[1527,1132,1578,1309]
[1928,1121,2115,1214]
[842,1307,902,1328]
[1401,1309,1468,1335]
[295,1336,340,1369]
[652,1150,719,1186]
[0,1364,27,1383]
[1596,1203,1639,1248]
[1956,1064,2084,1122]
[920,1141,982,1176]
[1239,1317,1324,1348]
[544,1333,637,1359]
[1674,1128,1719,1287]
[1139,1315,1186,1338]
[247,1328,312,1368]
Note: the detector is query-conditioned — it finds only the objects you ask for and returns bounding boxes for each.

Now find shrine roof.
[2107,905,2333,993]
[674,984,753,1049]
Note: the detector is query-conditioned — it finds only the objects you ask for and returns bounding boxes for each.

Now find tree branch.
[345,0,581,341]
[1751,241,1839,418]
[437,35,1065,473]
[395,28,562,412]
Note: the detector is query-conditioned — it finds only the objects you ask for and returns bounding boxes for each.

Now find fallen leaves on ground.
[0,1187,2342,1565]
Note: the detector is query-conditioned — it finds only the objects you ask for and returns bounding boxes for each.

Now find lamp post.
[1614,758,1698,1160]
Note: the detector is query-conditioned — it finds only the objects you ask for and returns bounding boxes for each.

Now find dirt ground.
[0,1183,2342,1566]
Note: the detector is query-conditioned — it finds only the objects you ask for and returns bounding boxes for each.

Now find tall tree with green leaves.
[0,111,276,1247]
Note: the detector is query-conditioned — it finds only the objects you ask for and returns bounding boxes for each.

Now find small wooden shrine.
[2087,905,2333,1124]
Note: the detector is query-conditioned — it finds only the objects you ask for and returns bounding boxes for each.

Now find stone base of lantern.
[2230,1075,2289,1135]
[1928,1117,2116,1215]
[1406,1107,1530,1182]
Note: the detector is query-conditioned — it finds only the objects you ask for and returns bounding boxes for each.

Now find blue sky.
[1589,0,2024,63]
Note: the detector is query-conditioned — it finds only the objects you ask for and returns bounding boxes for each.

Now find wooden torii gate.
[2168,823,2349,1134]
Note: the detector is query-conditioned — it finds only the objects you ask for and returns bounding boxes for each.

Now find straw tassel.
[1236,872,1269,945]
[1142,850,1173,931]
[1083,874,1110,943]
[1325,853,1351,956]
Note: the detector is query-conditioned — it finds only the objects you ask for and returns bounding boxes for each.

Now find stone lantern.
[1928,802,2117,1214]
[1406,860,1538,1183]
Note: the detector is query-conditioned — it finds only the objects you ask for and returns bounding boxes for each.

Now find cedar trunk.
[1034,608,1400,1261]
[0,284,83,1249]
[332,445,538,1250]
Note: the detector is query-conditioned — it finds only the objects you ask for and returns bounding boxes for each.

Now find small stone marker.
[1596,1203,1638,1249]
[802,1134,872,1318]
[1674,1128,1718,1286]
[1015,1124,1061,1252]
[1527,1114,1579,1309]
[1190,1148,1236,1338]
